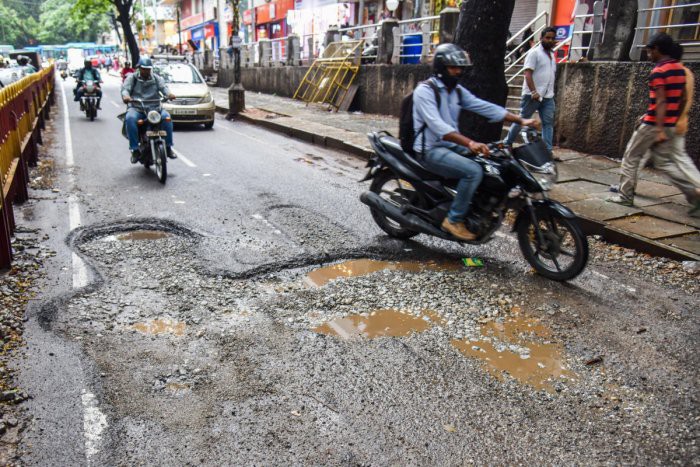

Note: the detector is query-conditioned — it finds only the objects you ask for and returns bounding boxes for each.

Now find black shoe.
[130,150,140,164]
[166,147,177,159]
[79,102,84,111]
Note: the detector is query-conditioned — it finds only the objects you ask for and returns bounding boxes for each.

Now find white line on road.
[81,390,108,465]
[110,100,120,108]
[172,148,196,168]
[68,195,89,289]
[217,123,273,146]
[59,81,74,167]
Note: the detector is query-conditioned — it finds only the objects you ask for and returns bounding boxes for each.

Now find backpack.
[399,79,441,155]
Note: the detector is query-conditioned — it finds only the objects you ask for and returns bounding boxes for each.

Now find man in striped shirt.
[611,33,688,206]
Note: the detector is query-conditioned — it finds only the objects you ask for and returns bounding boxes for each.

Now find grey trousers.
[653,135,700,203]
[619,124,675,200]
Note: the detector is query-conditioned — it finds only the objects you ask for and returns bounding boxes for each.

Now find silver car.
[155,60,216,129]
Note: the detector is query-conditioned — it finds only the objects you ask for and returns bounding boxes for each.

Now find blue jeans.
[125,108,173,151]
[505,95,555,152]
[421,142,483,223]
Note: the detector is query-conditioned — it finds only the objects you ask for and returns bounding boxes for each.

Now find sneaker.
[166,147,177,159]
[441,218,477,241]
[609,184,620,193]
[130,149,140,164]
[608,194,634,206]
[689,201,700,218]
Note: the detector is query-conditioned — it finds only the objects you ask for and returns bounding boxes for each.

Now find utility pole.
[227,0,245,117]
[177,6,183,54]
[153,0,159,51]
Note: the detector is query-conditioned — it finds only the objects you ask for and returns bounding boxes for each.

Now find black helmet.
[432,43,472,80]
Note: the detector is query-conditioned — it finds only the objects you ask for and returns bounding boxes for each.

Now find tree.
[0,3,39,48]
[73,0,140,64]
[454,0,515,143]
[38,0,110,44]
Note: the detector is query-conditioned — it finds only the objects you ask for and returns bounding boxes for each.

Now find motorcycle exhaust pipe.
[360,191,450,239]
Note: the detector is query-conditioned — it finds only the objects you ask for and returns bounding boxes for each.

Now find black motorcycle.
[360,130,589,281]
[120,98,170,184]
[79,80,99,121]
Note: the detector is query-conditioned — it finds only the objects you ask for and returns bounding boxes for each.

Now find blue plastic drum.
[401,34,422,64]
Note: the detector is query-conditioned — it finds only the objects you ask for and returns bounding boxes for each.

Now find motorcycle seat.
[378,135,439,180]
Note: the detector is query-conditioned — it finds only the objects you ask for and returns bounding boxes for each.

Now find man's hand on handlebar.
[167,93,176,101]
[122,95,132,104]
[468,141,490,156]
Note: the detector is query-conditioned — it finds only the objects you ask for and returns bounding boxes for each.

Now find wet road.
[14,74,699,465]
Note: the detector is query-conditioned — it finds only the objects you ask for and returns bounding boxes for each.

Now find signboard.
[191,26,205,42]
[554,25,571,40]
[243,9,253,25]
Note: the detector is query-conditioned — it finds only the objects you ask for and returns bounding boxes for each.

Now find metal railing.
[630,0,700,60]
[395,16,439,63]
[505,11,550,85]
[569,0,605,61]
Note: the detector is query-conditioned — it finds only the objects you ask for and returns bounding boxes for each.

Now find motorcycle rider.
[120,61,135,82]
[74,59,103,110]
[16,55,37,74]
[413,43,539,241]
[121,57,177,163]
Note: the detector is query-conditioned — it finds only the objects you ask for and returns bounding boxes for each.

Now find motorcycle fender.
[512,199,577,232]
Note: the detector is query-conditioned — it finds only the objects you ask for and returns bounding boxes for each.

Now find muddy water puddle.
[132,319,186,336]
[304,258,461,287]
[103,230,171,242]
[452,315,575,392]
[313,309,443,339]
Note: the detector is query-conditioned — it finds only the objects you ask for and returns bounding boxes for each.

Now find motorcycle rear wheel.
[369,170,420,239]
[517,207,588,281]
[155,144,167,184]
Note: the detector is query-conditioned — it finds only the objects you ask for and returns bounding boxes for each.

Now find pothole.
[102,230,171,242]
[313,309,444,339]
[304,258,462,287]
[132,318,186,336]
[451,314,576,393]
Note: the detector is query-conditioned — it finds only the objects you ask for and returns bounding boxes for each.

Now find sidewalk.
[210,87,700,261]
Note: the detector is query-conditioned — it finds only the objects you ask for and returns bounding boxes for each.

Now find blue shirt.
[412,77,508,153]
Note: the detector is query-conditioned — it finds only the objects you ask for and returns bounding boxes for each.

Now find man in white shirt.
[505,27,558,152]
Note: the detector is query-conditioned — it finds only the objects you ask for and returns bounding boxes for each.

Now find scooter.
[360,129,589,281]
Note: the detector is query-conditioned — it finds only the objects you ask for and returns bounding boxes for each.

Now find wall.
[216,61,699,166]
[554,61,699,166]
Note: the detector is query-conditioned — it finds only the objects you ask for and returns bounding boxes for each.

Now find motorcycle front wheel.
[517,207,588,281]
[155,144,167,184]
[369,170,419,239]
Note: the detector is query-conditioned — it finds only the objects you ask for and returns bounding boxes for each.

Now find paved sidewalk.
[211,87,700,261]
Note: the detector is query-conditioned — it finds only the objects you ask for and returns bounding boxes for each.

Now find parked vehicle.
[80,80,100,121]
[121,98,170,184]
[360,129,589,281]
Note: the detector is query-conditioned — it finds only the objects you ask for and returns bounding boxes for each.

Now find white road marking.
[252,213,282,235]
[68,195,89,289]
[110,100,120,108]
[81,390,108,464]
[217,123,271,146]
[172,148,196,167]
[59,81,74,167]
[591,270,636,293]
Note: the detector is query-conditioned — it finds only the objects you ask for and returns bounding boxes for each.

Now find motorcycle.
[119,98,170,184]
[360,129,589,281]
[79,80,99,121]
[60,69,68,80]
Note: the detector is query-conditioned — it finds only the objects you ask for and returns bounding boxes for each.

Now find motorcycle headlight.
[530,162,558,191]
[147,110,162,124]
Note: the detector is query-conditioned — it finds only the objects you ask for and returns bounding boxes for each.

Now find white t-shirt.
[521,44,556,99]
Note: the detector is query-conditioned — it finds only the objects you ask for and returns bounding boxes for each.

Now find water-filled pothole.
[132,319,186,336]
[313,309,443,339]
[304,259,461,287]
[103,230,171,242]
[451,315,575,393]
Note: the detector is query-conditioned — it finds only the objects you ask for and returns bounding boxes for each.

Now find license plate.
[146,131,167,137]
[172,108,198,115]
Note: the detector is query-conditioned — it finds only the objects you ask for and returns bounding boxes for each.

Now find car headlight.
[530,162,558,191]
[198,93,213,104]
[147,110,162,124]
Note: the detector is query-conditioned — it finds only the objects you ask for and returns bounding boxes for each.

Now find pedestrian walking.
[609,33,699,213]
[504,27,558,153]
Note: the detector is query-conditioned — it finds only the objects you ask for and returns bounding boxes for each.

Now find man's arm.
[653,84,668,143]
[459,87,539,129]
[121,74,133,103]
[524,70,540,101]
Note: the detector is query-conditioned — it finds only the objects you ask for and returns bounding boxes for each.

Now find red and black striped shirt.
[643,59,686,127]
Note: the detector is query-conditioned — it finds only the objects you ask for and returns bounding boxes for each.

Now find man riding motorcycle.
[121,57,177,163]
[412,43,539,241]
[16,55,37,74]
[74,59,103,110]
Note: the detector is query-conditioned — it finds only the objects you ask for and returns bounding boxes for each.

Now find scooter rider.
[121,57,177,163]
[413,43,539,241]
[74,59,103,110]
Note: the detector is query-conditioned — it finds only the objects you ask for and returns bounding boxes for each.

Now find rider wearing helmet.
[120,60,135,82]
[412,43,538,241]
[121,57,177,163]
[16,55,37,74]
[74,58,103,109]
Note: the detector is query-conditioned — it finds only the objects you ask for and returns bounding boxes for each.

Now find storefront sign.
[554,25,571,40]
[243,9,253,25]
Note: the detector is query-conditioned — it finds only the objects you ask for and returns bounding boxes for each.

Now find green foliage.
[0,3,39,47]
[38,0,110,44]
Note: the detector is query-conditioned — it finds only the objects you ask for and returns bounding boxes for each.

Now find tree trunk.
[594,1,638,61]
[115,1,140,64]
[454,0,515,143]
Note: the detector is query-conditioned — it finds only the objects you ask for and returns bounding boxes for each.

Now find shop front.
[254,0,295,41]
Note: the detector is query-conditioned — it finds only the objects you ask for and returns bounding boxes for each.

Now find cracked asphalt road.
[9,75,698,465]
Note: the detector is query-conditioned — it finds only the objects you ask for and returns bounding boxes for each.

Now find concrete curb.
[215,106,700,262]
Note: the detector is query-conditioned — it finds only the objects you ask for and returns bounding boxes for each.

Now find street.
[7,74,699,465]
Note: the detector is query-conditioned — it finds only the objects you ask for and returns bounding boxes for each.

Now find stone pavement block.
[642,203,700,229]
[608,215,698,240]
[579,169,619,186]
[659,234,700,256]
[553,148,586,161]
[565,155,620,172]
[564,198,641,221]
[635,180,681,198]
[555,164,582,183]
[549,180,610,203]
[664,194,691,207]
[606,166,672,185]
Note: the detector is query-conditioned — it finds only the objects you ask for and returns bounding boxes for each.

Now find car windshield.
[157,64,202,84]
